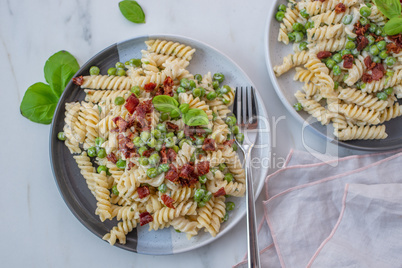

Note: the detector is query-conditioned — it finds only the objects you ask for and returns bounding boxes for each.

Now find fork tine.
[250,87,258,124]
[233,87,239,119]
[242,86,248,126]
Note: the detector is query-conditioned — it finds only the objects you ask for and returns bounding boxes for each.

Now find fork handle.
[246,163,260,268]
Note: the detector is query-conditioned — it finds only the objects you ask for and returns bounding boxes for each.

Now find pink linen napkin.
[234,149,402,268]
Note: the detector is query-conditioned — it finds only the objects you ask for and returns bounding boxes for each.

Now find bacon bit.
[388,34,402,50]
[202,138,216,151]
[167,148,177,162]
[139,212,153,226]
[72,76,84,86]
[161,194,175,209]
[179,164,194,179]
[144,82,157,92]
[356,36,369,51]
[214,187,226,197]
[142,148,155,157]
[166,164,179,182]
[196,161,210,176]
[160,146,168,164]
[137,186,150,199]
[369,33,384,42]
[364,56,376,70]
[223,139,235,147]
[163,77,174,96]
[107,152,118,164]
[335,3,346,13]
[118,136,131,150]
[166,122,179,131]
[372,63,385,81]
[342,54,354,69]
[124,94,140,114]
[113,116,129,133]
[317,51,332,60]
[354,21,370,36]
[362,73,373,83]
[386,43,401,54]
[178,164,198,187]
[155,86,164,96]
[127,161,135,170]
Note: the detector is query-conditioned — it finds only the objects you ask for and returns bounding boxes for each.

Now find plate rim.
[49,33,271,254]
[264,0,402,151]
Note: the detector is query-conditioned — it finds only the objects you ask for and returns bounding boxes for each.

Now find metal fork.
[233,86,260,268]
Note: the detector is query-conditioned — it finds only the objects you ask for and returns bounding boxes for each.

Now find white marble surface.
[0,0,364,267]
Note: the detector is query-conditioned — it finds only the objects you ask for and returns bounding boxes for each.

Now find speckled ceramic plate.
[50,34,271,254]
[265,0,402,151]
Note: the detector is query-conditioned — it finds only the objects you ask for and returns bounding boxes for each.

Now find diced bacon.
[113,116,129,132]
[163,77,174,96]
[202,138,216,151]
[196,161,210,176]
[364,56,377,71]
[179,164,194,179]
[178,164,199,187]
[386,43,401,54]
[335,3,346,13]
[354,21,370,36]
[362,73,373,83]
[155,86,164,96]
[127,161,135,170]
[72,76,84,86]
[372,64,385,81]
[107,152,118,164]
[142,148,155,157]
[144,82,157,92]
[167,148,177,162]
[124,94,140,114]
[166,122,179,131]
[137,186,150,199]
[139,212,153,226]
[342,54,354,69]
[165,164,179,182]
[161,194,175,209]
[160,146,168,164]
[356,36,369,51]
[214,187,226,197]
[317,51,332,59]
[223,139,235,147]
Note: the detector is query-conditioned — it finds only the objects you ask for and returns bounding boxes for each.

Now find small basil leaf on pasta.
[384,17,402,35]
[119,0,145,24]
[184,109,209,126]
[44,50,80,98]
[20,82,59,124]
[373,0,401,19]
[152,95,179,113]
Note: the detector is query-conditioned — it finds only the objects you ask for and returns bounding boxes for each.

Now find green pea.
[87,146,97,157]
[372,56,381,63]
[305,21,314,29]
[199,175,207,184]
[197,201,206,208]
[293,22,304,32]
[173,145,179,153]
[147,137,157,148]
[194,189,206,202]
[57,131,66,141]
[360,83,366,89]
[158,183,167,193]
[236,133,244,144]
[89,66,100,75]
[179,103,190,114]
[221,85,232,94]
[116,68,126,76]
[275,11,285,22]
[129,58,141,67]
[107,67,117,76]
[287,32,296,42]
[226,201,235,211]
[278,4,287,12]
[97,165,108,174]
[366,35,375,45]
[116,159,126,169]
[345,40,356,50]
[212,81,220,89]
[147,167,159,178]
[359,17,369,25]
[299,42,308,51]
[166,132,174,138]
[369,23,377,33]
[165,137,175,148]
[326,59,336,69]
[222,98,230,105]
[386,70,394,77]
[194,74,202,82]
[369,45,379,56]
[384,88,393,95]
[334,81,339,90]
[150,129,160,140]
[366,2,372,8]
[293,102,303,111]
[158,163,170,173]
[300,8,309,18]
[223,212,229,222]
[176,86,186,94]
[155,140,163,151]
[360,6,371,17]
[202,191,212,203]
[377,92,388,101]
[130,86,140,97]
[294,31,304,43]
[347,35,356,41]
[125,61,129,66]
[95,137,104,147]
[232,143,238,151]
[213,73,225,83]
[195,136,205,146]
[176,130,184,141]
[115,62,124,69]
[189,80,197,89]
[343,74,349,82]
[376,40,387,51]
[149,153,161,166]
[232,125,240,135]
[385,56,396,66]
[225,115,237,127]
[140,131,150,142]
[205,91,216,100]
[224,173,234,182]
[192,87,202,98]
[95,148,106,158]
[332,53,342,63]
[375,27,383,36]
[133,137,145,147]
[114,96,125,106]
[219,163,227,172]
[350,48,359,57]
[341,49,351,56]
[342,15,353,25]
[379,50,388,59]
[363,46,370,52]
[112,185,119,196]
[180,78,191,89]
[137,146,147,156]
[157,123,166,133]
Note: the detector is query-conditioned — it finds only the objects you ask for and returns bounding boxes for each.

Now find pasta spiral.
[81,75,133,91]
[334,125,388,140]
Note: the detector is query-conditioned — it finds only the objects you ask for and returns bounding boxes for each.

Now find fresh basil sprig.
[20,51,79,124]
[119,0,145,24]
[374,0,402,35]
[152,95,209,126]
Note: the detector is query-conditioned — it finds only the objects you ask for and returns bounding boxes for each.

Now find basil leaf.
[119,0,146,24]
[44,50,79,98]
[20,82,59,124]
[152,95,179,114]
[374,0,401,19]
[183,109,209,126]
[384,17,402,35]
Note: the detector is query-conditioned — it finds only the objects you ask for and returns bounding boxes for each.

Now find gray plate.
[50,34,271,254]
[265,0,402,151]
